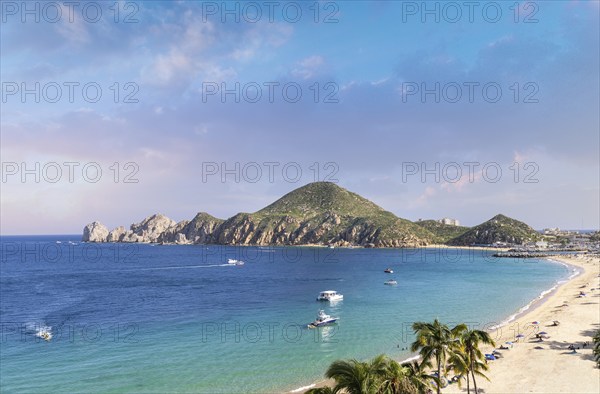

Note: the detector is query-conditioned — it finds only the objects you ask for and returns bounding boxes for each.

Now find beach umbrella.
[538,331,548,335]
[516,334,525,338]
[531,321,540,325]
[505,341,513,345]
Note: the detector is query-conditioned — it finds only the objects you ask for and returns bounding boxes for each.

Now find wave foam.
[399,354,421,364]
[290,384,315,392]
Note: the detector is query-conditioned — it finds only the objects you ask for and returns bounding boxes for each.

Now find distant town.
[417,218,599,252]
[538,227,599,248]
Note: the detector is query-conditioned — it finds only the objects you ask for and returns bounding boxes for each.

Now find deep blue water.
[0,235,571,393]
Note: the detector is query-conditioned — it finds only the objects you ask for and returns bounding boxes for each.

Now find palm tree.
[324,358,374,394]
[411,319,466,394]
[448,350,470,393]
[325,354,388,394]
[378,357,417,394]
[401,360,434,393]
[457,328,495,393]
[468,358,491,393]
[323,354,417,394]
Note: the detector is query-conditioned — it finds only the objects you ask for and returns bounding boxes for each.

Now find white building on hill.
[439,218,460,226]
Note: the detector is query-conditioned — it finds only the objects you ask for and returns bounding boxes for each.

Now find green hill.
[85,184,542,249]
[448,214,541,246]
[256,182,390,219]
[415,220,470,244]
[213,182,434,247]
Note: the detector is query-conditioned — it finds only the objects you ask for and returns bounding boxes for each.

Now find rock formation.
[82,221,109,242]
[107,226,127,242]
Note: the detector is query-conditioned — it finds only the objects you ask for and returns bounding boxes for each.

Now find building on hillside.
[439,218,460,226]
[543,227,560,235]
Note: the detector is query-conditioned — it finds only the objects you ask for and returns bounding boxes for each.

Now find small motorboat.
[227,259,245,266]
[307,310,338,328]
[384,268,393,273]
[36,329,52,341]
[317,290,343,302]
[384,280,398,286]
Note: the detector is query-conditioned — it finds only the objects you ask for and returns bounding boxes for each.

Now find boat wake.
[117,264,240,272]
[25,323,53,341]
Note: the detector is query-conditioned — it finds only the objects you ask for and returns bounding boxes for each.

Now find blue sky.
[1,0,599,234]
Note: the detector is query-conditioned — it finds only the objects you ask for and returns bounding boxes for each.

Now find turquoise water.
[0,236,571,393]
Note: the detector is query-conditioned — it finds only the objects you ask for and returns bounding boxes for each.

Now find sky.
[1,0,599,234]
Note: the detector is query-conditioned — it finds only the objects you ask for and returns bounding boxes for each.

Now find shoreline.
[291,253,599,394]
[444,253,599,393]
[76,240,512,252]
[424,244,510,252]
[485,257,582,332]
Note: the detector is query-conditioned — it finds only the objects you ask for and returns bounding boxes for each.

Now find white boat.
[307,310,338,328]
[36,328,52,341]
[317,290,343,302]
[227,258,245,266]
[384,280,398,286]
[384,268,393,273]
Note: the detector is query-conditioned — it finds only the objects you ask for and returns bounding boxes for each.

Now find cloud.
[2,1,598,233]
[146,49,192,85]
[55,3,92,45]
[371,78,389,86]
[413,186,437,208]
[292,55,325,79]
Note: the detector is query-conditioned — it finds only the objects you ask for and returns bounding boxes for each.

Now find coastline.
[445,253,599,393]
[424,244,510,252]
[485,257,583,332]
[293,253,600,394]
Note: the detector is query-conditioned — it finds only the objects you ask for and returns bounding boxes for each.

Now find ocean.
[0,235,573,393]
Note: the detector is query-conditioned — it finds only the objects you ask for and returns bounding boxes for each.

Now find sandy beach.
[299,254,600,394]
[444,254,600,394]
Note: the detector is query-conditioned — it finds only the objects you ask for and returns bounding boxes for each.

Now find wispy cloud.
[292,55,325,79]
[1,1,598,233]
